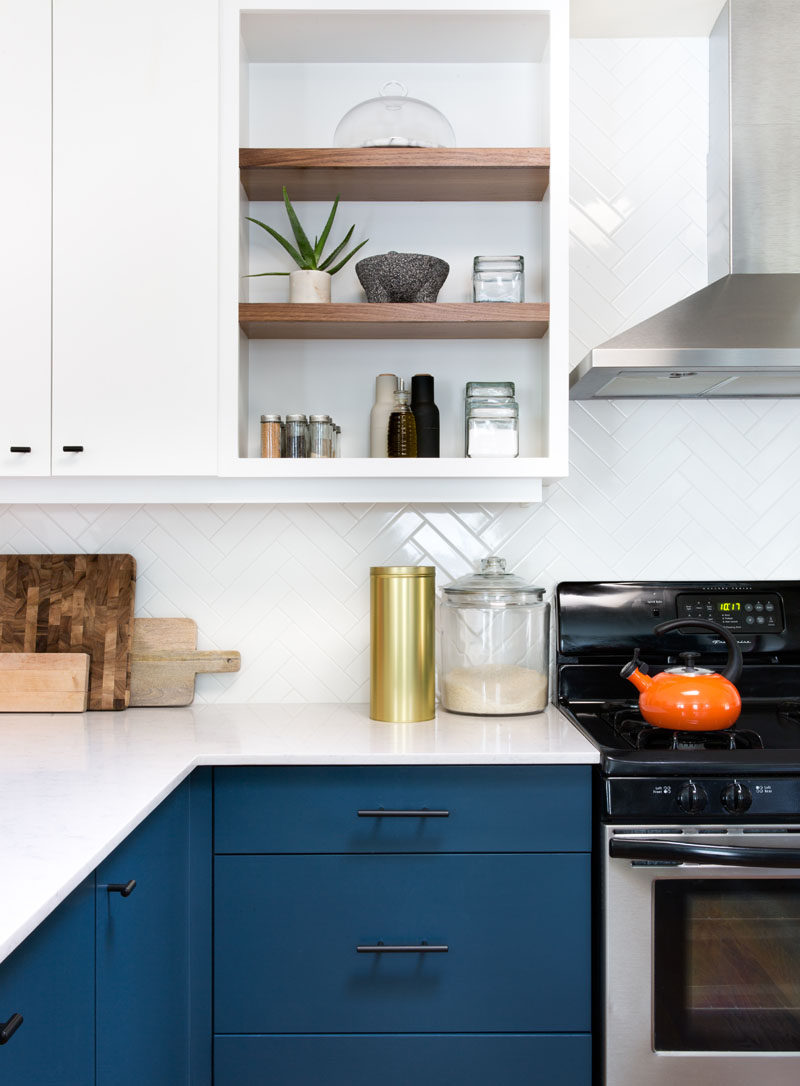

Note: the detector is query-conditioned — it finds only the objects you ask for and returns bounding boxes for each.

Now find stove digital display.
[676,593,784,633]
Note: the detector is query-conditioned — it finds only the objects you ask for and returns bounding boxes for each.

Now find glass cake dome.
[333,81,456,148]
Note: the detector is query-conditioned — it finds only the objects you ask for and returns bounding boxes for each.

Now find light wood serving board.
[0,554,136,710]
[0,653,90,712]
[130,618,241,706]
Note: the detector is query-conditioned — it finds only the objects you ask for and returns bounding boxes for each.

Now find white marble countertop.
[0,702,598,965]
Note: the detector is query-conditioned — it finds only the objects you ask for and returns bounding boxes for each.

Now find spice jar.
[285,414,308,458]
[472,255,524,303]
[260,414,282,458]
[308,414,333,458]
[440,557,549,716]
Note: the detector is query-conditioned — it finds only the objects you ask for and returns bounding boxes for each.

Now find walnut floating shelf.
[239,148,550,202]
[239,303,550,340]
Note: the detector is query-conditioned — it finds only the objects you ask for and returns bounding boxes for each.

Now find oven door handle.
[609,837,800,868]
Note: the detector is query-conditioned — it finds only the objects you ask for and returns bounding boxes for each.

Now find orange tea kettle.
[620,618,743,731]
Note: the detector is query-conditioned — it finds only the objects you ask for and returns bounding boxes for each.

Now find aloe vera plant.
[245,187,368,277]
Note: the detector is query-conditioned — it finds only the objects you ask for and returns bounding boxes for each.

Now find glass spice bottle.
[387,379,417,457]
[308,414,333,458]
[260,414,282,458]
[285,414,308,458]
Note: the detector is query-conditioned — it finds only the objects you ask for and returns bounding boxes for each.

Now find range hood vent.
[570,0,800,400]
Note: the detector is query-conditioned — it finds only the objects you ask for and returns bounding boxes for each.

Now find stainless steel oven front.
[604,824,800,1086]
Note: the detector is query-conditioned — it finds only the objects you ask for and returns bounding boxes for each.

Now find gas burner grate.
[598,704,764,751]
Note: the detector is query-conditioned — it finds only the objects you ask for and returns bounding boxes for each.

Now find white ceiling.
[571,0,727,37]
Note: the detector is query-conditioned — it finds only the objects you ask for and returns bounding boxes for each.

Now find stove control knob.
[721,781,752,813]
[678,781,708,814]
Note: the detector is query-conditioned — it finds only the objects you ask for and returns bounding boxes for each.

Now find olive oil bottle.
[387,379,417,457]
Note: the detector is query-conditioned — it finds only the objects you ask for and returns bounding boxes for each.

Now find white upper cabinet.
[51,0,220,476]
[0,1,52,477]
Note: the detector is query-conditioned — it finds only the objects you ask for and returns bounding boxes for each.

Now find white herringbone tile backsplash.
[4,40,799,703]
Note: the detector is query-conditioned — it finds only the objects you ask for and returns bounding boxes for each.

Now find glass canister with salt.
[440,557,549,716]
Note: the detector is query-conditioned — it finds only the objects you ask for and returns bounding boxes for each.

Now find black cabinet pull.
[356,942,448,953]
[0,1013,23,1044]
[357,809,450,818]
[107,879,137,897]
[62,445,84,453]
[9,447,31,453]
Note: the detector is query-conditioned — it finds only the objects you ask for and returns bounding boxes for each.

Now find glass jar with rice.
[440,557,549,715]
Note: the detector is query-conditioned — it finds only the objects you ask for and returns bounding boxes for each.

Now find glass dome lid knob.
[480,557,506,575]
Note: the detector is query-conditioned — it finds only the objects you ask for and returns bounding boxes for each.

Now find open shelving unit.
[239,302,550,340]
[239,147,551,202]
[218,2,569,503]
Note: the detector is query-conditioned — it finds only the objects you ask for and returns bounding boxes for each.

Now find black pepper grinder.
[411,374,440,458]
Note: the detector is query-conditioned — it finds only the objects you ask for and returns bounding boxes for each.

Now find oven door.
[604,824,800,1086]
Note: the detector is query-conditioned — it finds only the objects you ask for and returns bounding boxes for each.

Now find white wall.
[4,39,798,703]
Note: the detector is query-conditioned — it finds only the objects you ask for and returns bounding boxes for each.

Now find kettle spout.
[620,657,652,693]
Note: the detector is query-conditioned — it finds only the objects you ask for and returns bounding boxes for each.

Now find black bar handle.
[9,447,31,453]
[62,445,84,453]
[357,809,450,818]
[610,838,800,869]
[107,879,137,897]
[356,943,448,953]
[0,1013,23,1044]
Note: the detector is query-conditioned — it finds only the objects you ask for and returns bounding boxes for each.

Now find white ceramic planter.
[289,269,331,303]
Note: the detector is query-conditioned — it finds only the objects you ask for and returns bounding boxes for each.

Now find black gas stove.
[556,581,800,822]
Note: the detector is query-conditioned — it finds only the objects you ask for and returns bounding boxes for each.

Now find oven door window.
[654,879,800,1051]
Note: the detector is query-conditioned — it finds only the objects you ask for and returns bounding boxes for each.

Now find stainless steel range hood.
[570,0,800,400]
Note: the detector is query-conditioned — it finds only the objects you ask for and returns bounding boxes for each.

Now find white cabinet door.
[52,0,219,476]
[0,0,52,477]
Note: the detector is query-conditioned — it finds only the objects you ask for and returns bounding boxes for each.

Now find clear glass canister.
[472,255,525,302]
[440,556,549,715]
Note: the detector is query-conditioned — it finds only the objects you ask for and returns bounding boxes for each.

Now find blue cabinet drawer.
[213,766,590,854]
[214,853,590,1034]
[214,1033,592,1086]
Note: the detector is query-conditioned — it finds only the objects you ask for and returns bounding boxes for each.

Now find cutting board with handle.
[130,618,241,706]
[0,653,90,712]
[0,554,136,710]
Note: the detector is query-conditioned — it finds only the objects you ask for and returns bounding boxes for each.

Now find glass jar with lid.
[472,255,524,302]
[440,557,549,716]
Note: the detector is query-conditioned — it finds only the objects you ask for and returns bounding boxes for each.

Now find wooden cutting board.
[0,653,90,712]
[0,554,136,710]
[130,618,241,706]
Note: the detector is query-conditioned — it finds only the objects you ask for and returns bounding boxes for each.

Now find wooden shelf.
[239,148,550,202]
[239,302,549,340]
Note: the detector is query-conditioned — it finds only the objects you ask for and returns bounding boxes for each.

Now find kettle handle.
[653,618,743,684]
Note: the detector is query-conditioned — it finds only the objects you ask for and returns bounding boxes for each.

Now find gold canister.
[370,566,435,722]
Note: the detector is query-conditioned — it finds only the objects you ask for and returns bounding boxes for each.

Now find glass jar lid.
[465,381,516,400]
[473,255,525,270]
[442,557,544,605]
[333,81,456,149]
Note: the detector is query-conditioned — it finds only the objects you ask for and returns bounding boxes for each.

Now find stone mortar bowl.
[356,251,450,303]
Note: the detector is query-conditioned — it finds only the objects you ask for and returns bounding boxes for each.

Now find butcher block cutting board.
[0,554,136,710]
[130,618,241,706]
[0,653,90,712]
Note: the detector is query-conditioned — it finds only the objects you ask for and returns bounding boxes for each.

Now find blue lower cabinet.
[96,772,212,1086]
[214,1033,592,1086]
[214,852,590,1034]
[0,878,95,1085]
